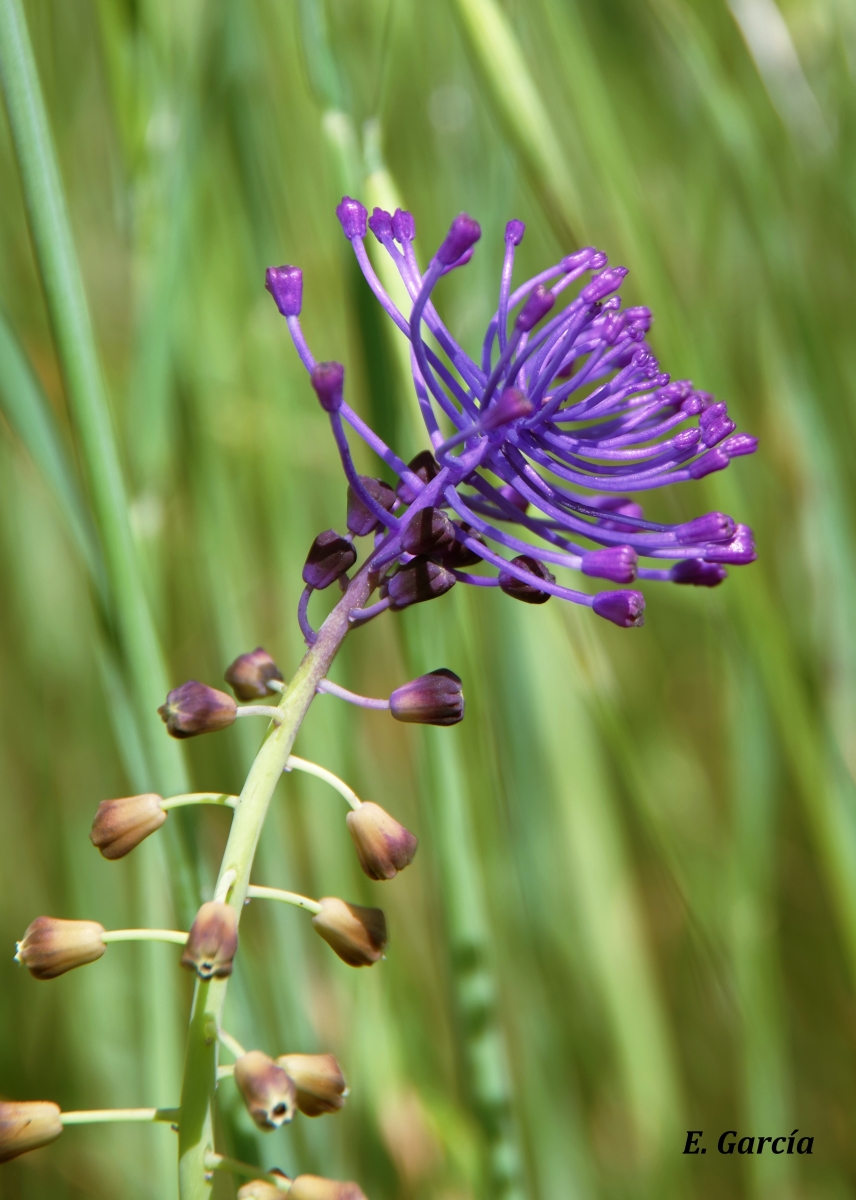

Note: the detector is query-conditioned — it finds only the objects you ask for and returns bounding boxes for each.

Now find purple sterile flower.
[311,362,345,413]
[265,266,303,317]
[267,202,758,631]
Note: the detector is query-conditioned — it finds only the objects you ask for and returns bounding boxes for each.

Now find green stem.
[161,794,237,811]
[102,929,188,946]
[60,1108,179,1125]
[177,566,373,1200]
[246,885,322,914]
[285,755,362,811]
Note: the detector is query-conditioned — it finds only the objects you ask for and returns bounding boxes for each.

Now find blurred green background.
[1,0,854,1197]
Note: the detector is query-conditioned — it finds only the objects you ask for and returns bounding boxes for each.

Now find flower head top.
[266,200,757,630]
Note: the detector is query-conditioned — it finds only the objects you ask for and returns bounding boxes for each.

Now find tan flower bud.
[346,803,417,881]
[311,898,387,967]
[180,902,238,979]
[234,1051,296,1130]
[158,681,237,738]
[0,1101,62,1162]
[276,1053,348,1117]
[16,917,105,980]
[89,793,167,859]
[237,1174,290,1200]
[224,648,284,701]
[289,1175,367,1200]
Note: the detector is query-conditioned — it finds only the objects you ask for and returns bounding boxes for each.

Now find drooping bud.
[265,266,302,317]
[441,523,485,568]
[515,285,555,332]
[89,793,166,860]
[387,560,456,609]
[505,219,525,245]
[235,1051,297,1130]
[346,802,418,881]
[237,1173,291,1200]
[392,208,415,242]
[16,917,105,979]
[401,507,455,556]
[498,483,529,513]
[592,589,646,628]
[180,901,238,979]
[158,681,237,739]
[290,1176,367,1200]
[389,669,464,726]
[303,531,357,590]
[669,559,728,587]
[0,1101,62,1163]
[481,387,533,430]
[311,898,387,967]
[395,450,440,504]
[581,266,628,304]
[311,361,345,413]
[346,477,397,536]
[436,214,481,266]
[276,1054,348,1117]
[498,555,555,604]
[225,648,284,701]
[581,546,638,584]
[699,524,756,565]
[335,197,368,240]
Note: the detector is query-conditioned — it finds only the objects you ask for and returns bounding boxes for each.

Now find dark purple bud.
[90,793,166,860]
[688,448,729,479]
[392,208,415,242]
[387,559,456,609]
[441,523,486,568]
[702,416,737,447]
[368,207,393,241]
[676,512,736,544]
[499,484,529,513]
[389,668,464,726]
[669,559,728,587]
[505,219,525,245]
[592,589,645,628]
[265,266,303,317]
[225,647,284,700]
[235,1051,296,1130]
[346,802,418,880]
[723,432,758,457]
[395,449,441,504]
[581,545,638,584]
[436,213,481,266]
[311,898,387,967]
[499,555,555,604]
[401,507,456,555]
[482,387,533,430]
[181,901,238,979]
[516,285,555,332]
[158,681,237,738]
[335,197,367,240]
[346,477,397,536]
[674,428,701,451]
[311,361,345,413]
[700,524,756,565]
[581,266,628,304]
[303,530,357,590]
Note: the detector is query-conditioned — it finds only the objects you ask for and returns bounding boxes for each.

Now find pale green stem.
[285,754,362,811]
[204,1152,290,1190]
[217,1029,246,1060]
[235,705,283,722]
[161,794,237,811]
[102,930,188,946]
[246,885,322,915]
[60,1108,180,1125]
[177,565,373,1199]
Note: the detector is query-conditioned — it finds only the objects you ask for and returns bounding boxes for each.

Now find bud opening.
[158,681,237,738]
[346,802,418,881]
[235,1051,297,1130]
[180,901,238,979]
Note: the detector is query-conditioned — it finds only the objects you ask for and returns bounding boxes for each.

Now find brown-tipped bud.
[158,681,237,738]
[303,530,357,590]
[440,522,485,568]
[346,477,397,537]
[16,917,105,980]
[0,1101,62,1163]
[276,1053,348,1117]
[180,901,238,979]
[498,554,555,604]
[235,1051,296,1130]
[224,648,284,701]
[237,1170,291,1199]
[395,450,440,505]
[290,1176,367,1200]
[311,898,387,967]
[346,803,418,881]
[389,668,464,726]
[401,507,455,556]
[387,559,455,610]
[89,793,166,860]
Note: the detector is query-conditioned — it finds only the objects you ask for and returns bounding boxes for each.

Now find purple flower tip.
[482,387,533,431]
[581,545,638,584]
[311,361,345,413]
[677,512,736,544]
[392,208,415,242]
[336,196,368,240]
[593,589,645,628]
[436,213,481,266]
[700,524,756,565]
[723,432,757,458]
[670,559,728,587]
[516,284,555,332]
[265,265,303,317]
[675,428,701,451]
[688,447,729,480]
[368,208,393,241]
[581,266,629,305]
[505,219,525,246]
[562,247,601,272]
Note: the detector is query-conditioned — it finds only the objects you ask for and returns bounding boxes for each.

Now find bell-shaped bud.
[225,648,284,701]
[669,559,727,587]
[0,1101,62,1163]
[441,523,485,568]
[581,546,638,584]
[515,285,554,332]
[311,362,344,413]
[481,387,533,430]
[505,219,525,245]
[401,507,455,556]
[16,917,105,980]
[389,668,464,726]
[395,450,440,504]
[265,266,302,317]
[290,1176,367,1200]
[387,560,455,610]
[392,208,415,243]
[238,1174,290,1200]
[311,898,387,967]
[593,589,646,628]
[335,197,367,240]
[346,802,418,881]
[498,555,555,604]
[90,793,166,860]
[235,1051,296,1130]
[303,530,357,590]
[180,901,238,979]
[436,213,481,266]
[277,1053,348,1117]
[158,681,237,739]
[346,477,397,537]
